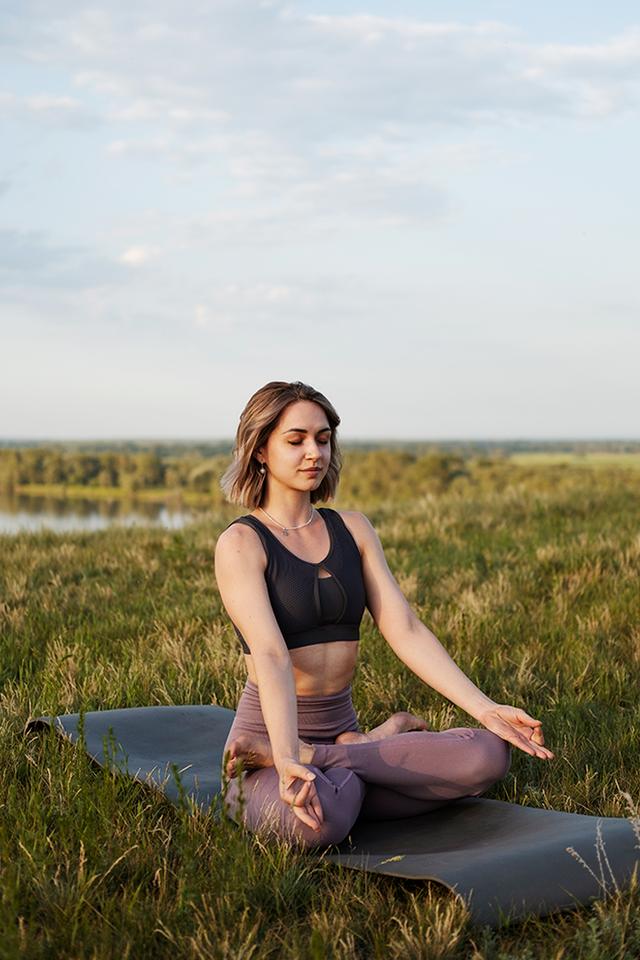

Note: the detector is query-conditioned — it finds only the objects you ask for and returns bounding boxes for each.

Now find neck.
[259,487,313,527]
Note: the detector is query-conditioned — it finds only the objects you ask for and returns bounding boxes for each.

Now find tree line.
[0,449,214,494]
[0,444,605,505]
[0,447,476,499]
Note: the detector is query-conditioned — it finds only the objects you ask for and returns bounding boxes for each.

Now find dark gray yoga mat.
[27,704,639,926]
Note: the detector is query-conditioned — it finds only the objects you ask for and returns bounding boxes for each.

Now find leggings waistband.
[242,678,354,709]
[231,678,360,743]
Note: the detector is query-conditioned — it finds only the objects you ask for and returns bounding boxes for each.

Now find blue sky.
[2,1,639,440]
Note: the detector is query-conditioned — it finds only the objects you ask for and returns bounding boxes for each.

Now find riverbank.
[12,483,215,507]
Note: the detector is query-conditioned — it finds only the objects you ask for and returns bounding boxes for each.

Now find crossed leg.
[223,726,511,847]
[310,727,511,821]
[223,764,366,849]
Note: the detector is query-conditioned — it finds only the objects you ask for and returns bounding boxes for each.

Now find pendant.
[282,528,289,537]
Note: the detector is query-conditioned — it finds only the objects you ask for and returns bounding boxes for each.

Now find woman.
[215,381,553,848]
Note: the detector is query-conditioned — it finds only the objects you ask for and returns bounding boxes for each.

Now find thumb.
[287,762,315,780]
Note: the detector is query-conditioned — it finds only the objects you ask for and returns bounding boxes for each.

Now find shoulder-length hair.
[220,380,342,508]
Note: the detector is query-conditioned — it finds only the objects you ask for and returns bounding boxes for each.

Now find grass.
[2,466,640,957]
[508,452,640,470]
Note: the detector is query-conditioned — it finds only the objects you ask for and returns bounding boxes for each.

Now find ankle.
[299,741,315,765]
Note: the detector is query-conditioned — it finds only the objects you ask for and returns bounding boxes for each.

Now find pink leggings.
[222,679,511,849]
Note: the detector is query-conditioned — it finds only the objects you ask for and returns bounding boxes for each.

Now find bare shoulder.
[214,521,267,572]
[331,508,380,555]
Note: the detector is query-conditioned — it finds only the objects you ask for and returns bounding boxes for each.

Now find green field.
[2,464,640,958]
[509,452,640,469]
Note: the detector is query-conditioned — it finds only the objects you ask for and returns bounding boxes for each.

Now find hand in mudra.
[478,704,554,760]
[277,759,324,832]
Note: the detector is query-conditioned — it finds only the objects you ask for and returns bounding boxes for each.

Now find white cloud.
[0,89,98,126]
[5,3,639,241]
[536,28,640,71]
[119,246,159,266]
[192,302,235,331]
[193,303,209,328]
[25,94,81,112]
[9,6,640,143]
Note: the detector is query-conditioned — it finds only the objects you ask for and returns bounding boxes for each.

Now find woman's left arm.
[346,511,554,760]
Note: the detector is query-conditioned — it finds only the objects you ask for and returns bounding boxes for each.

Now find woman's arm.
[214,525,324,829]
[214,524,300,766]
[344,511,553,760]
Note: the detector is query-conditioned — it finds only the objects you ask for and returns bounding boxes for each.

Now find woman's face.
[259,400,332,494]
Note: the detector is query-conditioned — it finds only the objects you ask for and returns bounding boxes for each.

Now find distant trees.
[0,451,20,493]
[1,444,627,503]
[338,450,469,501]
[0,446,465,499]
[0,448,165,492]
[0,447,230,499]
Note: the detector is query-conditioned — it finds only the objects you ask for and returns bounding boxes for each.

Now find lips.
[301,468,321,473]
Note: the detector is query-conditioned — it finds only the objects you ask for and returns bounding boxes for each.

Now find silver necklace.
[259,505,315,537]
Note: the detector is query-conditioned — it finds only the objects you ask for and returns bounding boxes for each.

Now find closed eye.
[289,440,330,446]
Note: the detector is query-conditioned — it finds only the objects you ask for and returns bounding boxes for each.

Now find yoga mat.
[27,704,639,926]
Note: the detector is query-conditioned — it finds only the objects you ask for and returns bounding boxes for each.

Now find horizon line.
[1,436,639,444]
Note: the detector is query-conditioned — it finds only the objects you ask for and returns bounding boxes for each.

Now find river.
[0,492,204,534]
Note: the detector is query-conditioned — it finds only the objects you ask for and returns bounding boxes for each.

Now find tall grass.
[2,466,640,957]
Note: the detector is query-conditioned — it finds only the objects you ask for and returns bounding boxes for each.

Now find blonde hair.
[220,381,342,508]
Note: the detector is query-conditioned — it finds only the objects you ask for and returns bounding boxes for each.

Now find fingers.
[531,726,545,746]
[487,716,554,760]
[500,706,542,728]
[293,806,323,831]
[310,789,325,824]
[285,779,324,831]
[279,765,326,832]
[507,729,555,760]
[514,708,541,724]
[288,778,313,807]
[491,706,554,759]
[510,713,553,758]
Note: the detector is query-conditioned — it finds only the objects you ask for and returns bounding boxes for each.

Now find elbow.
[380,608,422,653]
[250,645,291,676]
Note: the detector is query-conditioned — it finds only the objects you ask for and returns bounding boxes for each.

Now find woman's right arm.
[214,525,323,829]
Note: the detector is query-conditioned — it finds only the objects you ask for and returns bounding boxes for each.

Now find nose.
[304,441,324,462]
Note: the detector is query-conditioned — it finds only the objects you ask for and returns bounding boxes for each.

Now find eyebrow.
[282,426,332,434]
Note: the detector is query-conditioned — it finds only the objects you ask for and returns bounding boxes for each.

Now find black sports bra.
[225,507,367,653]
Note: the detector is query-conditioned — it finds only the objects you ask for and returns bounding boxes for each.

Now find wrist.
[275,754,299,772]
[466,693,497,723]
[275,742,315,770]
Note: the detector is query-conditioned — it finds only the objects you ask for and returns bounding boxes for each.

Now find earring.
[259,464,266,475]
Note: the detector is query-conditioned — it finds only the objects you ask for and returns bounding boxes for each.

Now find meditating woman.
[215,380,553,848]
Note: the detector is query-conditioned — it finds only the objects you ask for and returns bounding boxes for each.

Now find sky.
[2,0,639,440]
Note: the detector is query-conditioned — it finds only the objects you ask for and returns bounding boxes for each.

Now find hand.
[477,704,555,760]
[276,758,325,832]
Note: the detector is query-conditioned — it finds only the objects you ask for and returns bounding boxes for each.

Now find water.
[0,492,204,535]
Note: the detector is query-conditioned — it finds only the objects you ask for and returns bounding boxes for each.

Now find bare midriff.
[244,640,359,696]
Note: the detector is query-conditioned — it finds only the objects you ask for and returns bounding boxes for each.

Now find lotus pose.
[215,381,553,848]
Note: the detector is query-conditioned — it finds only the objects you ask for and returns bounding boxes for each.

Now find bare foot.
[224,733,315,777]
[336,711,429,745]
[224,710,429,776]
[224,733,274,778]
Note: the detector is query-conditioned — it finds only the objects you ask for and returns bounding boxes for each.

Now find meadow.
[2,459,640,958]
